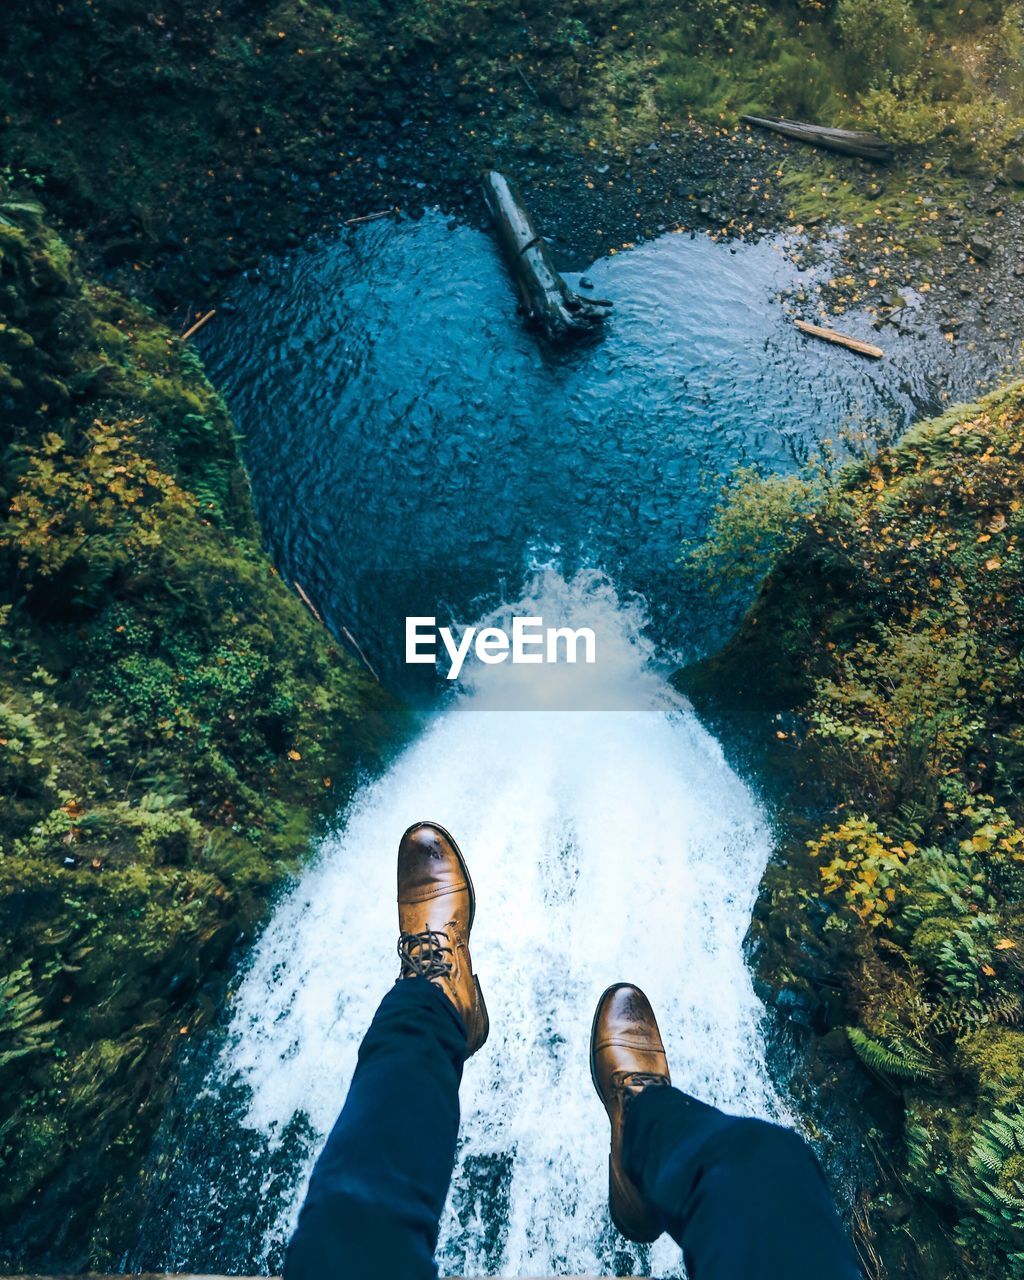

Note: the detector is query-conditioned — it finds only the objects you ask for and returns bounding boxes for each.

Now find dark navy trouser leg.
[284,977,466,1280]
[623,1087,862,1280]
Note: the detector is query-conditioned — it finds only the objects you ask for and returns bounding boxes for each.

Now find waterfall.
[215,570,786,1276]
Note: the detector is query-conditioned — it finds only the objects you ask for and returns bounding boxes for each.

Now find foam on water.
[216,570,785,1277]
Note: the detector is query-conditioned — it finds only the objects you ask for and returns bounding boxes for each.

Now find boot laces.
[616,1071,670,1106]
[398,928,453,980]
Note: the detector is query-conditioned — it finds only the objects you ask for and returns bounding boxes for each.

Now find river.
[127,211,1017,1276]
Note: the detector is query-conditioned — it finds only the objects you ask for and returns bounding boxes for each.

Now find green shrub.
[0,204,397,1240]
[837,0,922,86]
[760,42,843,121]
[658,50,729,117]
[682,464,821,592]
[859,81,947,145]
[710,384,1024,1276]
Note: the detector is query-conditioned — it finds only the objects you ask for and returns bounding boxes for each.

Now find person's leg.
[285,821,489,1280]
[623,1087,862,1280]
[284,977,466,1280]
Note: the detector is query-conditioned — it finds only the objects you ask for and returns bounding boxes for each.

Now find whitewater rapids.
[214,571,786,1277]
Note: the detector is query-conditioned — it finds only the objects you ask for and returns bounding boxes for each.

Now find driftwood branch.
[741,115,893,163]
[344,207,399,227]
[340,625,381,684]
[181,309,216,341]
[482,170,612,341]
[293,581,324,624]
[294,581,381,683]
[795,319,884,359]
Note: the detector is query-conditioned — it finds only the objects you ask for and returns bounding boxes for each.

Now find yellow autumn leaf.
[994,938,1016,950]
[288,749,302,760]
[985,557,1002,571]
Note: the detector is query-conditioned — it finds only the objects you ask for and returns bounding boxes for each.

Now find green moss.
[685,381,1024,1276]
[653,1,1024,176]
[0,198,401,1248]
[958,1028,1024,1101]
[911,916,968,973]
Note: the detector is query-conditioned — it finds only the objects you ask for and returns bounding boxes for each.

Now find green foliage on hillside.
[690,383,1024,1275]
[0,188,395,1248]
[657,0,1024,174]
[3,0,1023,1269]
[0,0,664,291]
[2,0,1022,303]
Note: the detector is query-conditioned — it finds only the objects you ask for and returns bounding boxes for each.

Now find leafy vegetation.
[683,464,822,592]
[0,0,685,297]
[656,0,1024,175]
[2,0,1022,315]
[0,190,396,1257]
[687,383,1024,1276]
[2,0,1022,1271]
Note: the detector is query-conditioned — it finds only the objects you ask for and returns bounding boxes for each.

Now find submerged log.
[795,319,884,359]
[741,115,893,163]
[482,170,612,340]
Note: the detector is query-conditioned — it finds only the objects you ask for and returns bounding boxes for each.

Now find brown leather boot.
[396,821,489,1058]
[590,982,671,1242]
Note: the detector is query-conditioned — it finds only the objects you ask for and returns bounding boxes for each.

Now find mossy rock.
[956,1027,1024,1105]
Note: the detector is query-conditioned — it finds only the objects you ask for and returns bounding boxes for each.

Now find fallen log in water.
[741,115,893,163]
[795,319,884,359]
[482,170,612,341]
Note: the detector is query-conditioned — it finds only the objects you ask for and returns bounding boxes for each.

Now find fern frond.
[846,1024,939,1081]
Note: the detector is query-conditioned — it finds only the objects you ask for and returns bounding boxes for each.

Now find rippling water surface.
[129,213,1010,1276]
[202,212,1005,678]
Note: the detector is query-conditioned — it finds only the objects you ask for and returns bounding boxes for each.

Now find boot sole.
[474,973,490,1050]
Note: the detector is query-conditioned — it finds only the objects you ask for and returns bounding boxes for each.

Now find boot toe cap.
[397,822,475,926]
[591,983,670,1097]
